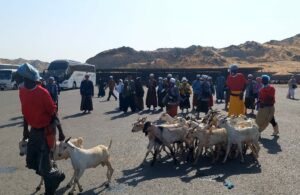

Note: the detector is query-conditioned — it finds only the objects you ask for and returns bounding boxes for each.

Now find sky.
[0,0,300,62]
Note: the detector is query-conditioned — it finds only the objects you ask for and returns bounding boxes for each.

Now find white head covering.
[170,78,176,83]
[181,77,188,82]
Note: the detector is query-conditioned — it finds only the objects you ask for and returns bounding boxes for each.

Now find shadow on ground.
[260,136,282,154]
[62,112,88,119]
[0,121,23,129]
[116,155,261,188]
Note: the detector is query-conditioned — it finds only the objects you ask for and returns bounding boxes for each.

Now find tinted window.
[0,70,12,80]
[48,61,68,70]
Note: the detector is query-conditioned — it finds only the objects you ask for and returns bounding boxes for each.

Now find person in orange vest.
[226,64,247,116]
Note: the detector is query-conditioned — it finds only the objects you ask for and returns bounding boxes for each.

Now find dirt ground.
[0,86,299,195]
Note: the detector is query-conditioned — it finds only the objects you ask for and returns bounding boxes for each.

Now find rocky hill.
[0,58,49,71]
[87,34,300,74]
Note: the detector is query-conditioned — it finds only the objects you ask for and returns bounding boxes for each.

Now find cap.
[17,63,40,82]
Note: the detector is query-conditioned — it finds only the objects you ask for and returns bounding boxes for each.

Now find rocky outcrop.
[87,34,300,69]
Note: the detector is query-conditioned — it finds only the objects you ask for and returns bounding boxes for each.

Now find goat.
[217,117,260,163]
[18,137,83,191]
[58,137,114,195]
[186,126,227,165]
[143,121,191,166]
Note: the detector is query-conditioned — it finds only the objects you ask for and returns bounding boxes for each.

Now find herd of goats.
[18,109,261,194]
[132,110,260,166]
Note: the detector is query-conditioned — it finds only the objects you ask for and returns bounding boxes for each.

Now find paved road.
[0,86,299,195]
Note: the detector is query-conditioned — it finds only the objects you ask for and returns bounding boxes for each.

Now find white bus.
[45,60,96,89]
[0,69,18,90]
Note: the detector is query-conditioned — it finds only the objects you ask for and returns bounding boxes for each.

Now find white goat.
[18,137,83,191]
[186,126,227,165]
[217,117,260,163]
[159,113,188,126]
[58,138,114,195]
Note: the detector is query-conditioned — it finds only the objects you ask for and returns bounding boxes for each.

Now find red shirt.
[19,85,57,128]
[259,85,275,105]
[226,73,247,91]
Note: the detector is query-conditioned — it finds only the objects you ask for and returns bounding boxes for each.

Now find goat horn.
[65,137,71,143]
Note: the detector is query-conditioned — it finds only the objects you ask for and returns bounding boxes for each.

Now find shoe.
[272,124,279,135]
[44,169,65,195]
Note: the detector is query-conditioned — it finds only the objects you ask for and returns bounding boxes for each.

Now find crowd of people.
[13,62,299,194]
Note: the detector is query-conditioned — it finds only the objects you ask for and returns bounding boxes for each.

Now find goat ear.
[65,137,71,143]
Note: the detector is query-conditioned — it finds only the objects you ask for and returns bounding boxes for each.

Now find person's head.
[256,77,262,83]
[119,79,123,84]
[85,74,89,80]
[17,63,40,89]
[247,74,254,80]
[181,77,188,83]
[261,75,270,86]
[149,73,154,78]
[170,78,176,86]
[229,64,238,75]
[167,74,172,79]
[109,75,113,80]
[196,74,201,80]
[49,77,54,84]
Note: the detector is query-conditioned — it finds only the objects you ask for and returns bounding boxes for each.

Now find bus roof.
[0,64,20,70]
[50,60,94,67]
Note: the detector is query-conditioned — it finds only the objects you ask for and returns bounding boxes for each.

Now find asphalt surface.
[0,86,299,195]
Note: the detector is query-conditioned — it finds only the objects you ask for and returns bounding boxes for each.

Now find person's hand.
[58,132,65,141]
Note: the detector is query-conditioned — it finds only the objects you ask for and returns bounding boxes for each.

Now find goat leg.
[238,142,245,163]
[222,143,231,163]
[36,177,43,191]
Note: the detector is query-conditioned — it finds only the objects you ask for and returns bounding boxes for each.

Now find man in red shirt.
[256,75,279,135]
[226,64,247,116]
[17,63,65,195]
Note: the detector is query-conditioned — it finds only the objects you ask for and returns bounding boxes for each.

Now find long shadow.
[10,116,23,121]
[104,110,121,115]
[116,159,195,187]
[260,136,282,154]
[181,155,261,184]
[0,121,23,129]
[110,112,135,120]
[117,154,261,188]
[79,182,110,195]
[62,112,87,119]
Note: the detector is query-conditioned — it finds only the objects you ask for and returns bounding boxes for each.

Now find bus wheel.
[73,82,77,89]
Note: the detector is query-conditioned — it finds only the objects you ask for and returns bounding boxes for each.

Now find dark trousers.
[27,128,64,194]
[123,95,136,112]
[107,90,117,100]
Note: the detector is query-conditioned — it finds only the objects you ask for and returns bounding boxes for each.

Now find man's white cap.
[170,78,176,83]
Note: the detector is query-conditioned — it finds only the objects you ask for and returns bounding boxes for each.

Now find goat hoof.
[105,183,110,188]
[68,192,74,195]
[36,186,41,191]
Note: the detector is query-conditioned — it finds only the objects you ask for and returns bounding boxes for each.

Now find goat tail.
[108,139,112,150]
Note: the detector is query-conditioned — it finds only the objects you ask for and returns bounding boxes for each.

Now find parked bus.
[0,69,18,90]
[45,60,96,89]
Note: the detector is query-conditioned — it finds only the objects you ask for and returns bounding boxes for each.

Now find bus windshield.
[48,61,68,70]
[0,70,12,80]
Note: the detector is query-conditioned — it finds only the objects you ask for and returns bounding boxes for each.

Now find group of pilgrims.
[95,73,216,116]
[80,64,280,135]
[89,64,276,121]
